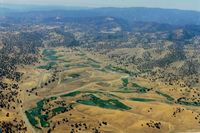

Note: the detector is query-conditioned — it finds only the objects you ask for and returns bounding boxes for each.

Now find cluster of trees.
[0,119,27,133]
[0,82,21,110]
[143,120,162,129]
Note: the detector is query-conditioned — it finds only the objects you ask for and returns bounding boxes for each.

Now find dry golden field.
[1,47,199,133]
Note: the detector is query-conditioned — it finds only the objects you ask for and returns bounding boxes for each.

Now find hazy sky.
[1,0,200,11]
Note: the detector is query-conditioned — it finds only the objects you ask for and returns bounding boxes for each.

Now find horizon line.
[0,3,200,12]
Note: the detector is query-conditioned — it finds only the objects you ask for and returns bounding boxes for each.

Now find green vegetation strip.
[155,91,174,101]
[177,97,200,106]
[129,98,156,102]
[132,83,149,93]
[68,73,80,78]
[105,65,134,76]
[61,90,122,99]
[42,49,59,61]
[52,107,66,114]
[25,110,39,128]
[122,78,129,87]
[86,58,101,68]
[61,91,81,97]
[37,62,57,70]
[76,94,131,110]
[25,97,58,128]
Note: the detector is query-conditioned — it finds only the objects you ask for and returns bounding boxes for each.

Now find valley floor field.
[4,47,200,133]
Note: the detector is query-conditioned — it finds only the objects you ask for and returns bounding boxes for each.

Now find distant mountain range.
[0,6,200,26]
